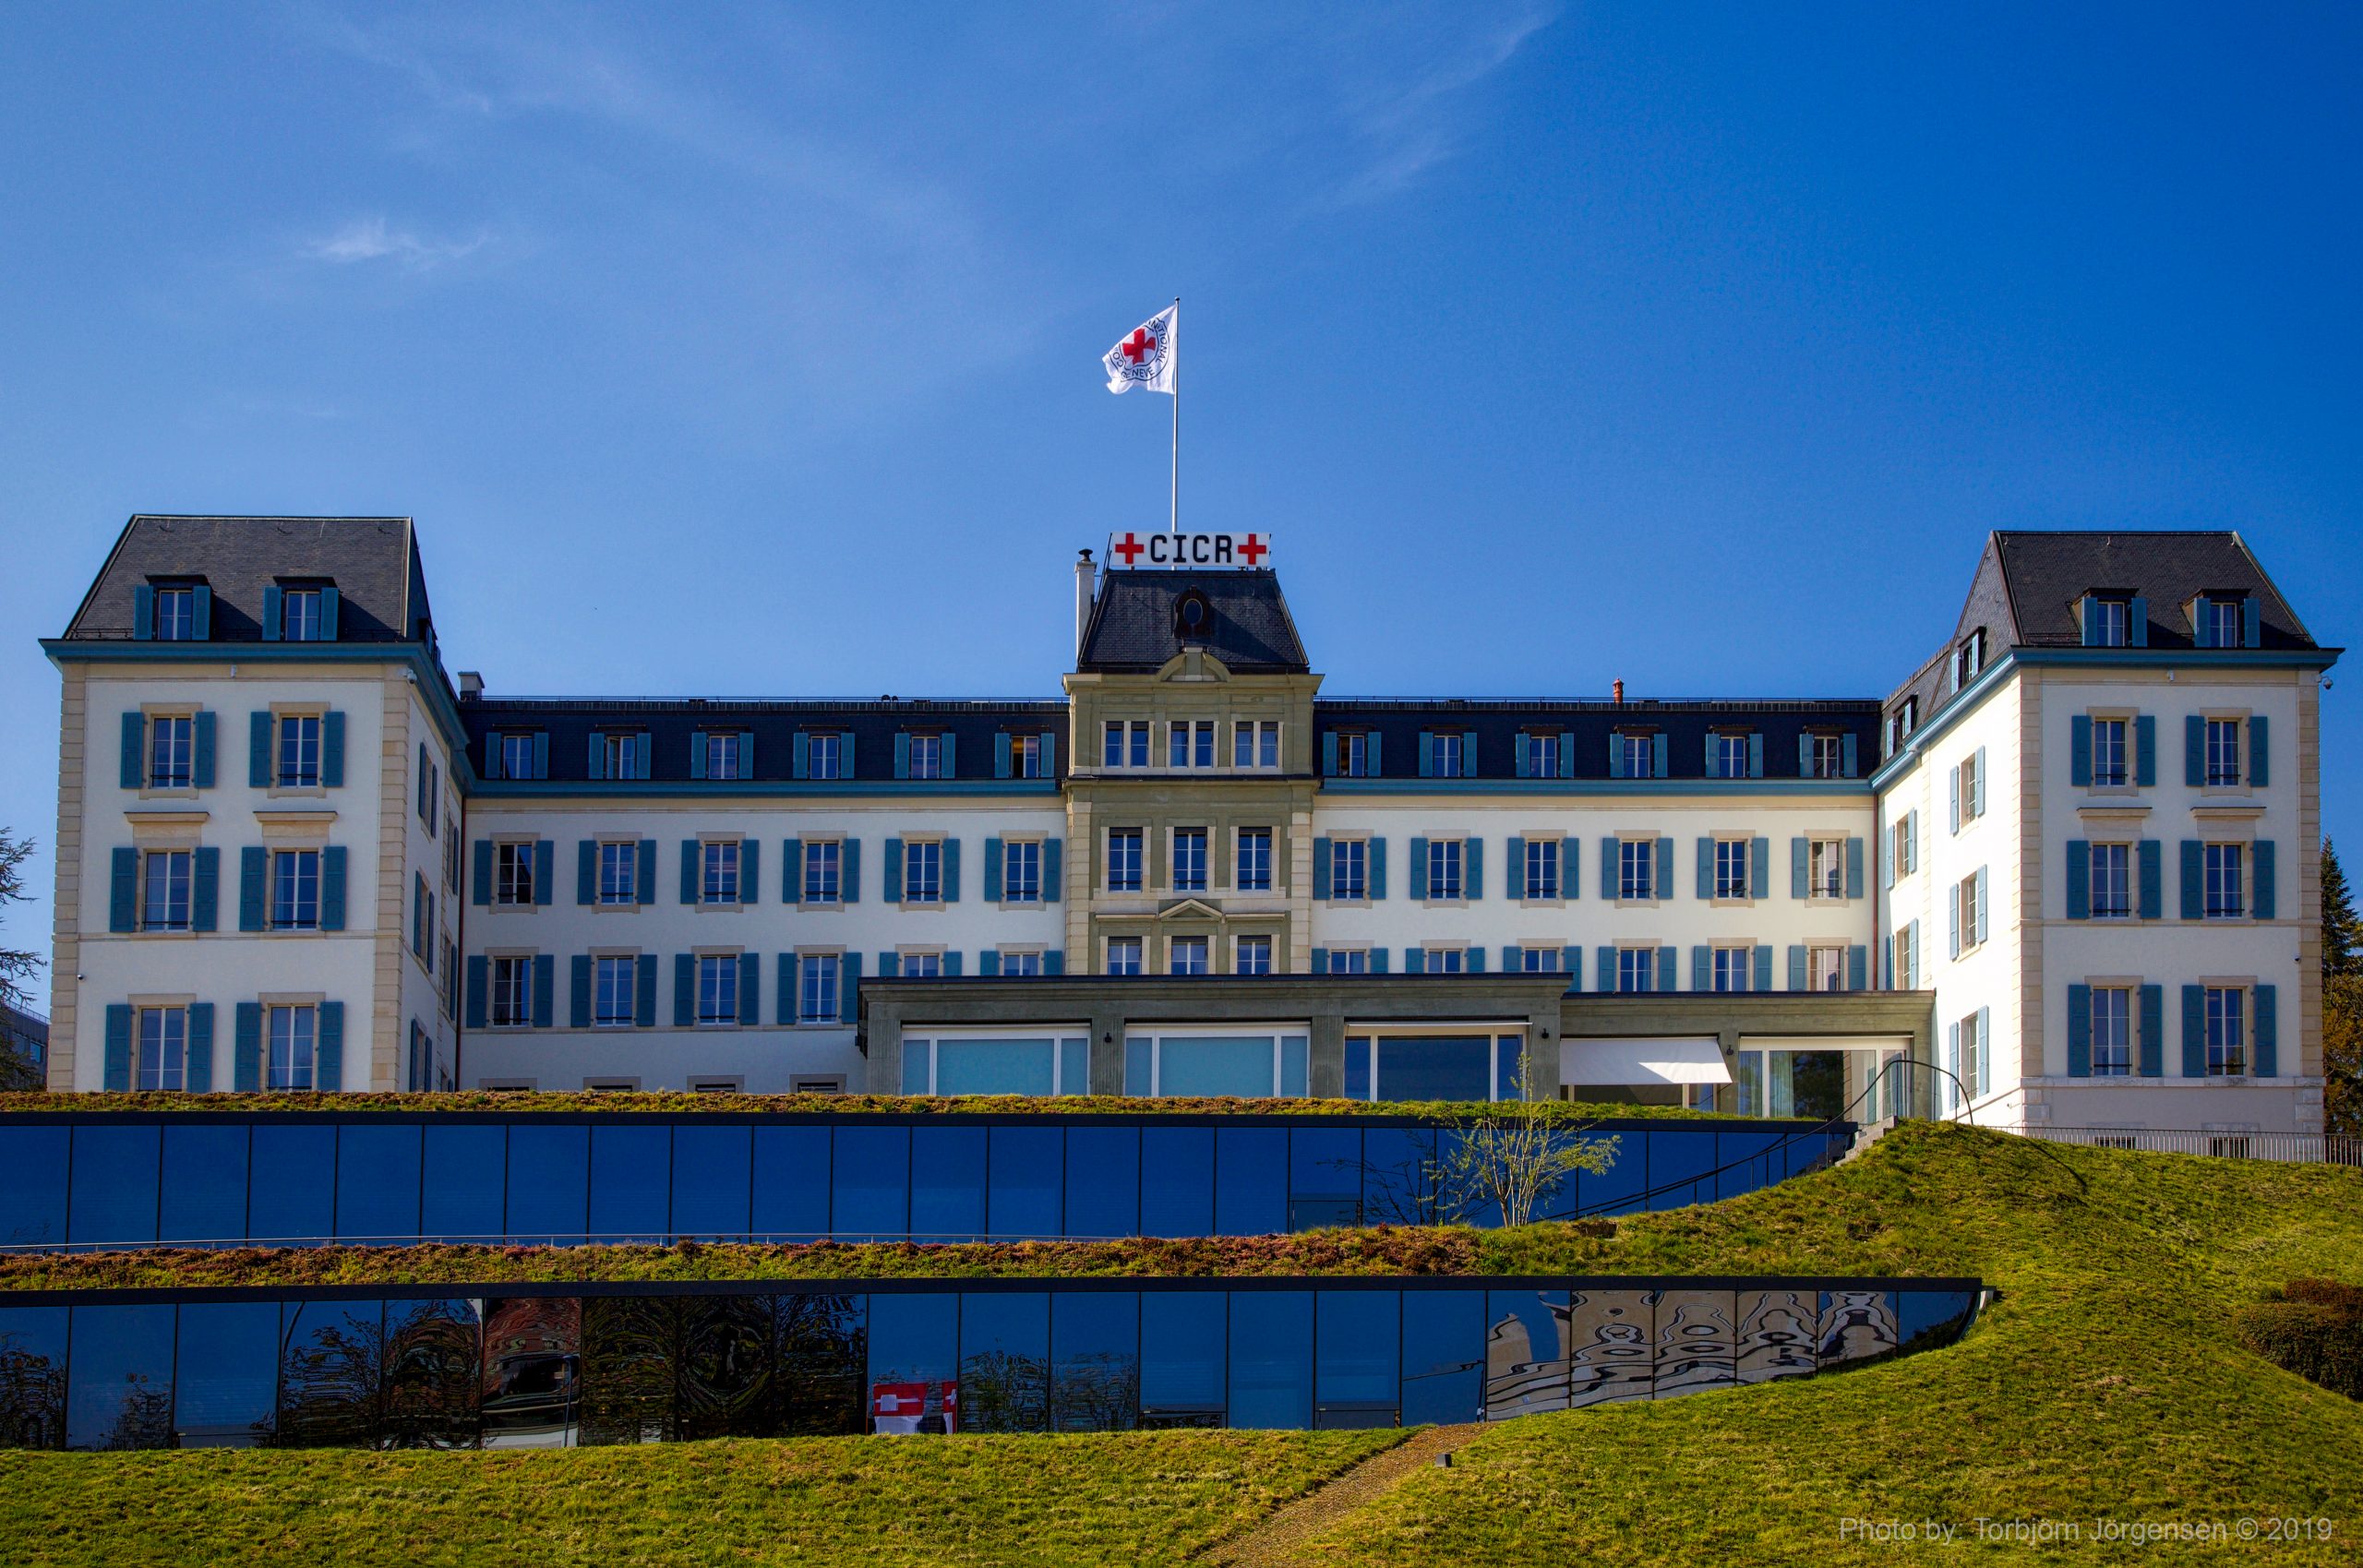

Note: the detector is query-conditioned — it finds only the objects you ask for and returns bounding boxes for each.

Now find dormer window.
[2193,593,2254,649]
[2079,592,2143,649]
[1172,589,1213,642]
[155,587,196,641]
[264,581,338,643]
[1954,629,1985,688]
[134,581,210,641]
[1896,696,1919,740]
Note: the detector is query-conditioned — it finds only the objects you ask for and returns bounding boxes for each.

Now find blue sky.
[2,3,2357,976]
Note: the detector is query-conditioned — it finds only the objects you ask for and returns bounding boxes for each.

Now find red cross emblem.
[1113,533,1146,566]
[1122,328,1157,363]
[1239,533,1267,567]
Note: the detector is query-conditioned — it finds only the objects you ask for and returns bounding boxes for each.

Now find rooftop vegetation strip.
[0,1092,1775,1120]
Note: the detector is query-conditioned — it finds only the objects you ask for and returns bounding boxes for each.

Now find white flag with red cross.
[1104,304,1177,394]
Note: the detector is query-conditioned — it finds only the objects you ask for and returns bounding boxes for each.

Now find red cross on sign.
[1113,533,1146,566]
[1102,533,1277,571]
[1238,533,1267,567]
[1122,329,1156,363]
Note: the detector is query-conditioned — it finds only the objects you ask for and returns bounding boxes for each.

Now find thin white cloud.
[300,216,492,270]
[1324,5,1559,206]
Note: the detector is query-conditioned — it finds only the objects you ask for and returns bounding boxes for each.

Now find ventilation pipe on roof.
[1075,550,1097,658]
[1612,678,1625,705]
[458,672,484,700]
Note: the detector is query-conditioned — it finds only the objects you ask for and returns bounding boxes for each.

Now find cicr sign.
[1106,532,1272,570]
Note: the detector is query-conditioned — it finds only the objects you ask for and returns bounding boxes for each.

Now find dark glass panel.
[248,1125,336,1247]
[1898,1291,1975,1354]
[1228,1291,1313,1430]
[277,1299,383,1448]
[1817,1291,1899,1368]
[1138,1126,1213,1239]
[909,1127,986,1243]
[67,1123,160,1248]
[1531,1128,1606,1224]
[0,1127,69,1248]
[1566,1289,1653,1408]
[0,1306,68,1449]
[831,1126,908,1242]
[384,1299,482,1449]
[987,1125,1062,1240]
[1050,1291,1139,1432]
[1571,1124,1645,1218]
[1483,1289,1568,1419]
[1343,1036,1372,1101]
[1062,1127,1139,1240]
[1652,1289,1735,1398]
[678,1292,774,1441]
[580,1295,676,1445]
[1713,1131,1784,1203]
[1288,1128,1361,1231]
[421,1124,508,1243]
[335,1124,423,1243]
[481,1297,581,1448]
[867,1292,958,1434]
[1398,1289,1483,1427]
[773,1293,865,1436]
[588,1124,672,1244]
[66,1304,174,1451]
[1787,1130,1850,1180]
[1375,1035,1490,1101]
[1643,1130,1716,1213]
[959,1292,1050,1433]
[504,1124,590,1243]
[1214,1128,1286,1238]
[750,1126,832,1240]
[1139,1289,1226,1429]
[1435,1129,1502,1229]
[158,1123,249,1246]
[1314,1290,1398,1429]
[173,1302,279,1448]
[671,1125,753,1240]
[1360,1128,1443,1227]
[1734,1290,1818,1385]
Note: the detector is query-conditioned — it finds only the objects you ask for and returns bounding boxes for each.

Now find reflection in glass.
[1484,1290,1569,1419]
[774,1293,866,1436]
[1652,1290,1735,1398]
[1063,1127,1139,1240]
[66,1304,174,1451]
[1228,1292,1313,1430]
[1818,1291,1899,1368]
[0,1306,68,1449]
[751,1127,832,1240]
[158,1123,248,1247]
[959,1292,1050,1433]
[937,1036,1055,1095]
[248,1125,336,1247]
[1288,1129,1361,1232]
[1215,1129,1286,1238]
[832,1126,908,1241]
[1314,1290,1398,1429]
[1735,1290,1818,1384]
[678,1293,774,1441]
[910,1127,986,1243]
[1713,1131,1783,1204]
[582,1296,677,1445]
[505,1125,591,1243]
[421,1124,508,1243]
[1898,1291,1976,1355]
[1139,1127,1213,1239]
[1399,1290,1482,1426]
[1643,1131,1716,1213]
[868,1293,958,1435]
[278,1300,383,1448]
[1140,1290,1226,1429]
[0,1129,68,1249]
[671,1126,753,1240]
[589,1125,672,1244]
[174,1302,278,1447]
[482,1297,581,1448]
[336,1124,424,1243]
[384,1298,482,1449]
[1050,1292,1139,1432]
[67,1124,160,1249]
[1360,1129,1443,1227]
[1567,1290,1653,1408]
[1158,1035,1276,1097]
[1376,1036,1490,1102]
[987,1125,1062,1240]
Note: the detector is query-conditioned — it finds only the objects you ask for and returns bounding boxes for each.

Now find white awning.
[1737,1035,1914,1055]
[1560,1036,1732,1087]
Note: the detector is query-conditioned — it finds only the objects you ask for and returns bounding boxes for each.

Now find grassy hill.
[2,1123,2357,1565]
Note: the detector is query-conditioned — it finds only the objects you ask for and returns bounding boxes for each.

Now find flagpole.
[1169,296,1180,534]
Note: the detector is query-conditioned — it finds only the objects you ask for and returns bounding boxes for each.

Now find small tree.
[0,831,41,1092]
[1433,1064,1619,1227]
[2325,840,2361,980]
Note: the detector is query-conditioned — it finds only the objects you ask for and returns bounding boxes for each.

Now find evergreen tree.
[2324,839,2362,979]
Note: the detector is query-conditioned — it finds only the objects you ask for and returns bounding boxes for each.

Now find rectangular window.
[1107,937,1144,976]
[1010,733,1046,779]
[1954,875,1985,952]
[1425,946,1466,975]
[1714,838,1750,900]
[1234,828,1273,892]
[907,734,944,779]
[498,734,536,781]
[809,732,849,781]
[1897,697,1919,739]
[1235,935,1273,976]
[1107,830,1144,893]
[1232,721,1279,768]
[270,849,320,930]
[1616,947,1653,992]
[901,952,942,979]
[1808,839,1844,901]
[696,953,739,1025]
[490,956,532,1027]
[153,587,195,641]
[1957,753,1983,822]
[802,840,842,904]
[1340,733,1372,777]
[1433,733,1464,778]
[597,841,638,905]
[1807,945,1845,993]
[2202,597,2243,648]
[903,840,942,904]
[2206,987,2247,1075]
[1519,946,1561,974]
[594,956,636,1026]
[1102,721,1150,769]
[1889,819,1913,882]
[419,757,439,835]
[1169,721,1216,769]
[2090,844,2131,919]
[1332,838,1368,902]
[2205,718,2242,787]
[495,843,537,907]
[798,954,840,1023]
[1525,732,1559,778]
[1172,829,1208,892]
[280,588,323,642]
[1000,951,1044,977]
[136,1006,187,1091]
[1956,1011,1983,1092]
[1003,839,1042,903]
[1325,948,1368,975]
[276,714,322,788]
[2091,987,2130,1076]
[2092,598,2129,648]
[1712,734,1749,779]
[1956,630,1985,687]
[1170,936,1209,976]
[2091,718,2129,787]
[1809,734,1844,779]
[2204,844,2245,919]
[1618,838,1654,901]
[266,1005,316,1089]
[598,733,642,781]
[1524,838,1559,901]
[704,733,745,782]
[1427,838,1464,901]
[1712,945,1753,993]
[701,841,742,905]
[148,714,193,789]
[140,849,191,931]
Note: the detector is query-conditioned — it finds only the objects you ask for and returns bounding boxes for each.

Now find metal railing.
[2000,1124,2363,1166]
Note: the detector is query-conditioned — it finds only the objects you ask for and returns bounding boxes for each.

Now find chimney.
[458,671,485,700]
[1074,550,1097,657]
[1612,678,1625,705]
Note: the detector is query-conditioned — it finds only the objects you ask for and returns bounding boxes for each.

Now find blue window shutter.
[1697,838,1714,900]
[1690,945,1709,987]
[883,838,904,903]
[1796,733,1811,777]
[2134,715,2156,786]
[465,957,488,1029]
[319,845,347,931]
[840,953,861,1024]
[108,847,138,932]
[185,1002,214,1092]
[1369,837,1387,900]
[2242,595,2261,648]
[637,956,657,1027]
[1367,734,1382,776]
[2138,840,2163,919]
[680,840,700,904]
[776,954,796,1025]
[2138,985,2163,1076]
[1656,949,1676,992]
[2078,595,2098,646]
[191,846,219,932]
[1847,945,1867,991]
[2253,840,2276,920]
[1044,951,1063,976]
[1563,948,1581,989]
[674,954,695,1026]
[1753,945,1773,991]
[894,733,911,779]
[321,711,346,788]
[570,955,592,1028]
[1592,946,1613,993]
[2128,595,2146,647]
[1947,881,1961,957]
[794,733,810,779]
[2194,598,2216,649]
[189,584,211,640]
[1788,945,1806,991]
[2180,986,2205,1078]
[1309,948,1327,974]
[2070,715,2092,787]
[739,954,761,1025]
[1466,837,1483,899]
[533,732,548,781]
[120,712,145,790]
[994,733,1012,779]
[690,733,708,780]
[1946,1023,1961,1106]
[1321,733,1337,776]
[531,956,553,1029]
[577,841,595,904]
[532,840,553,906]
[1700,735,1715,776]
[1461,732,1478,778]
[2253,984,2277,1076]
[1505,835,1526,896]
[1845,837,1865,899]
[1563,838,1579,900]
[1516,737,1531,779]
[1503,945,1523,973]
[1974,867,1988,943]
[193,711,215,789]
[1044,838,1062,903]
[782,838,802,903]
[983,838,1003,902]
[1971,748,1986,816]
[1880,828,1893,891]
[1418,732,1434,778]
[637,841,656,905]
[1949,763,1961,832]
[843,838,862,903]
[238,845,266,931]
[1408,836,1428,899]
[1656,837,1673,900]
[2065,842,2090,919]
[979,952,1001,976]
[844,734,858,776]
[2178,840,2202,920]
[1652,734,1668,779]
[261,583,283,640]
[588,733,606,780]
[2183,716,2203,787]
[132,584,155,640]
[234,1002,263,1090]
[1313,837,1331,900]
[1608,735,1625,778]
[317,585,340,641]
[1599,837,1616,901]
[2066,985,2091,1076]
[740,839,761,904]
[941,734,956,779]
[1554,731,1573,778]
[1842,734,1858,777]
[1402,947,1421,974]
[942,838,961,902]
[1749,734,1764,778]
[314,1000,344,1091]
[2249,715,2270,787]
[249,711,272,788]
[1790,838,1807,900]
